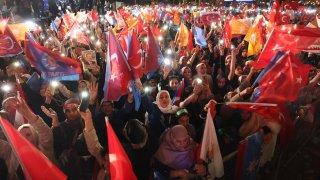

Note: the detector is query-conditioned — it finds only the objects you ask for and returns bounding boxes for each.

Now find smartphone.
[79,91,90,112]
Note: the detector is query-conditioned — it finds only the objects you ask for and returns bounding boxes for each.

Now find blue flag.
[194,26,207,48]
[26,72,41,93]
[253,51,285,86]
[25,42,81,81]
[235,132,264,180]
[130,81,141,111]
[50,21,58,32]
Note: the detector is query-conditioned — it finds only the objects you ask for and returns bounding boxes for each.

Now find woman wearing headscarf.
[141,90,179,154]
[153,125,205,179]
[193,63,214,92]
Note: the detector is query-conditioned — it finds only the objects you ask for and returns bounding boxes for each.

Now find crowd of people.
[0,0,320,179]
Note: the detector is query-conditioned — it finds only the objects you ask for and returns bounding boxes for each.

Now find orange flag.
[177,23,189,48]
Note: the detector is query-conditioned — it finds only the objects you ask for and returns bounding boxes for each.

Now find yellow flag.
[244,16,263,56]
[173,11,181,26]
[8,23,28,41]
[125,15,137,27]
[231,19,251,35]
[177,23,189,48]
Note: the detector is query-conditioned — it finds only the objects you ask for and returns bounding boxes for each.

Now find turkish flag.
[65,22,90,46]
[172,79,185,106]
[226,102,279,119]
[200,12,220,26]
[144,26,164,75]
[253,25,320,69]
[283,2,299,11]
[87,10,99,22]
[0,26,23,57]
[258,51,312,102]
[128,30,143,79]
[104,29,133,101]
[106,117,137,180]
[0,118,67,180]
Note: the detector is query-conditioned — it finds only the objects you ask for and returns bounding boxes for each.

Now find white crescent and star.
[0,36,14,50]
[130,49,142,69]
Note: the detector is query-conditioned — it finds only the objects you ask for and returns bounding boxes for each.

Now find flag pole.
[0,118,32,180]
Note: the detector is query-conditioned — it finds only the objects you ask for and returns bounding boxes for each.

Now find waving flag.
[62,12,75,29]
[25,42,81,81]
[87,10,99,22]
[257,51,311,102]
[253,25,320,69]
[106,117,137,180]
[226,102,279,119]
[0,118,67,180]
[177,23,189,48]
[194,26,207,48]
[144,26,164,76]
[171,79,184,106]
[0,26,23,57]
[8,23,28,41]
[65,22,90,45]
[234,132,264,180]
[128,30,143,79]
[200,102,224,178]
[230,18,251,36]
[104,29,133,101]
[50,20,58,32]
[200,12,220,26]
[244,15,265,56]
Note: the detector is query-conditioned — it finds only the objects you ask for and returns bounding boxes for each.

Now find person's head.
[123,119,148,149]
[224,91,237,102]
[179,56,188,66]
[18,124,39,147]
[78,80,90,92]
[235,64,243,76]
[63,98,81,121]
[217,75,226,88]
[196,63,207,75]
[100,100,114,116]
[169,125,190,151]
[225,55,232,66]
[156,90,171,108]
[181,66,192,79]
[241,49,247,57]
[176,108,190,126]
[169,76,179,91]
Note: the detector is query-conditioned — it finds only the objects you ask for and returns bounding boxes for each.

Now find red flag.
[283,2,299,11]
[0,26,23,57]
[187,31,194,51]
[104,29,133,101]
[87,10,99,22]
[226,102,279,119]
[65,22,90,45]
[57,19,68,40]
[105,117,137,180]
[144,26,164,75]
[118,31,129,57]
[258,51,312,102]
[222,18,232,48]
[200,12,220,26]
[268,0,280,27]
[172,79,184,106]
[128,30,143,79]
[254,25,320,69]
[0,118,67,180]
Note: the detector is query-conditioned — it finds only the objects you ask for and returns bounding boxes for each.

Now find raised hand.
[89,82,98,104]
[41,106,59,127]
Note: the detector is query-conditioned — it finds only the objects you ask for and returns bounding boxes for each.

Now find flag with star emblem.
[234,131,264,180]
[257,51,312,102]
[105,117,137,180]
[0,26,23,57]
[253,25,320,69]
[194,26,207,48]
[226,102,279,119]
[104,29,133,101]
[200,12,220,26]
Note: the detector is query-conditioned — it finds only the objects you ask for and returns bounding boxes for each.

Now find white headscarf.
[155,90,179,114]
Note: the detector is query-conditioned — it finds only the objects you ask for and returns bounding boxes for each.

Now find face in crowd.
[158,91,171,108]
